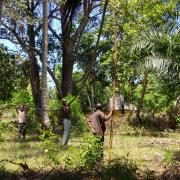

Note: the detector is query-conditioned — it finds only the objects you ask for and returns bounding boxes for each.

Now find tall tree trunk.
[28,49,41,115]
[136,71,149,125]
[61,39,74,96]
[41,0,50,129]
[91,85,94,112]
[27,1,41,120]
[0,0,3,23]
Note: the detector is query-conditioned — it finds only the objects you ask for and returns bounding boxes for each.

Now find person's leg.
[62,119,71,146]
[22,123,26,138]
[19,123,23,138]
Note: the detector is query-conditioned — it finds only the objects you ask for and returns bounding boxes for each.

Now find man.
[16,105,28,139]
[61,98,71,146]
[88,103,114,157]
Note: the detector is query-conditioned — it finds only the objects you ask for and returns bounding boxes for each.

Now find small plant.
[0,133,5,142]
[103,156,138,180]
[163,149,180,164]
[163,150,174,164]
[39,129,56,141]
[63,135,103,170]
[42,140,60,165]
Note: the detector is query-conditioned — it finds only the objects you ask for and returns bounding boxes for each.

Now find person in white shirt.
[16,105,28,139]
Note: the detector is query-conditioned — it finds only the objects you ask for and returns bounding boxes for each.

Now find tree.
[59,0,106,96]
[41,0,50,129]
[0,46,16,101]
[0,0,43,117]
[131,19,180,123]
[0,0,106,102]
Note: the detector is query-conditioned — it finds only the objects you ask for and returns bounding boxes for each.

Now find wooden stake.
[108,39,118,161]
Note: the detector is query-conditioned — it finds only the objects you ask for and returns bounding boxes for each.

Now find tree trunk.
[0,0,3,23]
[41,0,50,129]
[91,85,94,112]
[28,51,41,115]
[61,39,74,96]
[27,1,41,120]
[136,71,149,125]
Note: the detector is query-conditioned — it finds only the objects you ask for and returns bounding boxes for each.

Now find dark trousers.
[19,123,26,138]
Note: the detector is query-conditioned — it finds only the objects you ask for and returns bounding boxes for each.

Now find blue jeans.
[62,119,71,146]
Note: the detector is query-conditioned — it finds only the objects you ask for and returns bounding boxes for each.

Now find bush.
[39,129,56,141]
[103,156,138,180]
[25,118,41,134]
[48,98,60,131]
[130,115,169,131]
[0,121,15,132]
[63,135,103,170]
[65,95,88,134]
[0,121,16,141]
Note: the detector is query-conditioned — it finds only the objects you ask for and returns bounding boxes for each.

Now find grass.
[0,118,179,179]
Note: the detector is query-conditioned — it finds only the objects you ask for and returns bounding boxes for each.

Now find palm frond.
[145,56,170,75]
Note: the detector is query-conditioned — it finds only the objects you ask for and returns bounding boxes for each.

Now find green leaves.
[0,46,16,101]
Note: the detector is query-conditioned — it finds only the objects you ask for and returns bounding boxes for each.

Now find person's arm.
[87,119,92,128]
[104,110,113,121]
[87,119,96,134]
[16,106,19,113]
[104,106,115,121]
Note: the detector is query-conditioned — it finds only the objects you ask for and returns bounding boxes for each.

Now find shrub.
[0,121,16,141]
[25,118,41,134]
[63,135,103,170]
[65,95,88,134]
[131,115,169,131]
[103,156,138,180]
[48,98,60,131]
[0,121,15,132]
[39,129,56,141]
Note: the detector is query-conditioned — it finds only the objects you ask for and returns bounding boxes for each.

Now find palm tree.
[131,22,180,123]
[41,0,50,129]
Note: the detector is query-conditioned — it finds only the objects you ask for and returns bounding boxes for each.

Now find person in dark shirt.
[88,103,114,158]
[61,98,71,146]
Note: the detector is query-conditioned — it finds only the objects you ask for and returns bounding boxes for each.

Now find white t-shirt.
[18,110,26,123]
